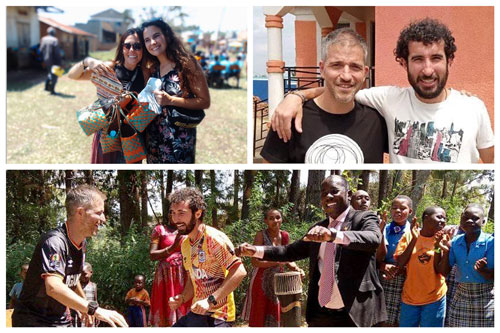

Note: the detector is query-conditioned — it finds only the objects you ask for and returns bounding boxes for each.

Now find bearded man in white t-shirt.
[271,18,494,164]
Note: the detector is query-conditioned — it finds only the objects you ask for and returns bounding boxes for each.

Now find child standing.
[376,195,413,326]
[447,204,494,327]
[125,274,150,327]
[9,264,29,309]
[394,206,449,327]
[74,262,98,327]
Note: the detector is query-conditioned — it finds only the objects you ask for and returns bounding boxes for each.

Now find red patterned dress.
[241,230,290,326]
[149,224,190,327]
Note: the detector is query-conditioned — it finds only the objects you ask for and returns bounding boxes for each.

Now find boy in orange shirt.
[394,206,449,327]
[125,274,150,327]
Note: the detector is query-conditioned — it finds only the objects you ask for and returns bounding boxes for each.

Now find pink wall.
[375,6,494,129]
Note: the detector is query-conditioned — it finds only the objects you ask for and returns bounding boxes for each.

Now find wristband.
[285,90,306,104]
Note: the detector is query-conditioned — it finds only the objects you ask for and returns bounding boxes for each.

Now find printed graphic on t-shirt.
[394,118,463,162]
[305,134,364,163]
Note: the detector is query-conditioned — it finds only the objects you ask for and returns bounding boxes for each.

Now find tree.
[241,170,256,220]
[409,170,432,216]
[231,170,240,222]
[65,170,74,193]
[305,170,324,221]
[140,171,148,229]
[358,170,370,191]
[195,170,204,190]
[117,171,140,235]
[378,170,389,209]
[209,170,218,228]
[289,170,301,216]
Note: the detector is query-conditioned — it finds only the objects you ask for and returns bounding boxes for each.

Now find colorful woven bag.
[126,97,156,132]
[100,107,122,153]
[76,100,109,136]
[120,122,146,163]
[90,71,122,100]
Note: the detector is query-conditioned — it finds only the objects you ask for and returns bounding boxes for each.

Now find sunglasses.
[123,42,142,51]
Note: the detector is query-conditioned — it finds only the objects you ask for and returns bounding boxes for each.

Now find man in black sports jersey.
[12,185,128,327]
[260,28,388,164]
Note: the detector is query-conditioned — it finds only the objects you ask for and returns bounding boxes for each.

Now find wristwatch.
[207,295,217,306]
[87,300,99,316]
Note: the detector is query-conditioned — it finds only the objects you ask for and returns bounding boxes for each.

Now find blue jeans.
[173,311,232,327]
[400,296,446,327]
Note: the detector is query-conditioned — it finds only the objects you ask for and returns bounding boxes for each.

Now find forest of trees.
[5,169,494,316]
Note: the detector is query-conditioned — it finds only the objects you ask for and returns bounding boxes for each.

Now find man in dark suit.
[236,175,387,327]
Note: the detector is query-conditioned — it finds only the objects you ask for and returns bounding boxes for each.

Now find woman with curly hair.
[141,19,210,164]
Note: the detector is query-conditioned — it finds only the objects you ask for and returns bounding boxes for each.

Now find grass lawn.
[7,53,247,164]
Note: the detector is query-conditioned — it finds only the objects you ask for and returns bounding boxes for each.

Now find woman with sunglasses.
[68,27,149,163]
[141,19,210,164]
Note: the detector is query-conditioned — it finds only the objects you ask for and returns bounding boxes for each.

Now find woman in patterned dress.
[141,19,210,163]
[149,216,190,326]
[241,209,303,326]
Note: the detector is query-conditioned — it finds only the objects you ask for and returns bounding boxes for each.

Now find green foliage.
[5,241,36,307]
[85,225,155,313]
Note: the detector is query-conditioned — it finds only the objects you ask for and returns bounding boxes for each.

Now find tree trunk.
[195,170,204,190]
[358,170,370,191]
[241,170,256,220]
[65,170,74,193]
[164,170,174,218]
[231,170,240,222]
[118,171,140,235]
[451,172,461,199]
[210,170,218,228]
[160,170,166,222]
[83,170,94,185]
[441,172,448,199]
[409,170,432,216]
[140,171,148,229]
[378,170,389,209]
[289,170,301,216]
[185,170,192,187]
[305,170,324,221]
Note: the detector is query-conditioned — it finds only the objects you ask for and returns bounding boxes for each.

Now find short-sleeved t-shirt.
[9,282,23,299]
[394,232,447,305]
[181,225,241,322]
[261,99,388,163]
[356,86,494,163]
[15,222,85,326]
[449,231,494,283]
[126,288,151,306]
[383,221,410,264]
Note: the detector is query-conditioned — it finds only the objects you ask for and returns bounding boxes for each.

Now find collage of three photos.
[3,4,495,328]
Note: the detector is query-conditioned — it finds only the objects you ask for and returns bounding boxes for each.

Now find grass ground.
[7,53,247,164]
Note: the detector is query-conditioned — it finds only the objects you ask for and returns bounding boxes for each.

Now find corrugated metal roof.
[39,16,96,38]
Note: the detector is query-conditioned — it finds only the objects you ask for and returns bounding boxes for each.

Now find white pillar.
[265,15,284,118]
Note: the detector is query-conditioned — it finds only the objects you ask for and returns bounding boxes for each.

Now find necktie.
[318,227,344,308]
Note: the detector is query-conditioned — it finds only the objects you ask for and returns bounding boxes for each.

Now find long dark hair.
[141,18,197,97]
[113,28,145,69]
